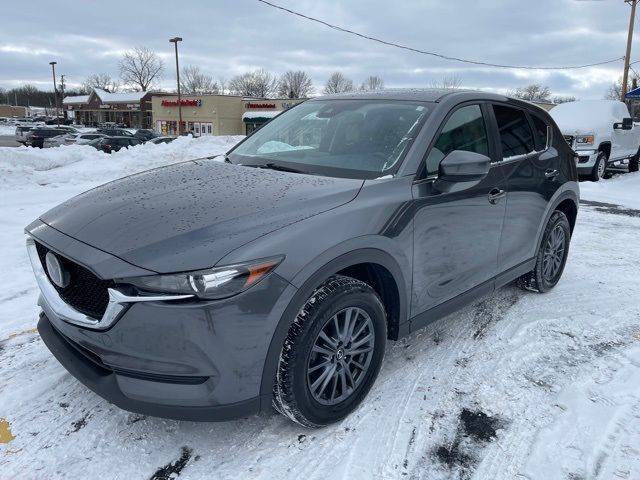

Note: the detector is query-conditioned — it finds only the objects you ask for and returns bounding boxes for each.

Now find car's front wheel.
[589,151,607,181]
[518,210,571,293]
[273,275,386,427]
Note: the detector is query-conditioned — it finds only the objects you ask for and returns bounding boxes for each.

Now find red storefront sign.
[161,99,202,107]
[246,102,276,109]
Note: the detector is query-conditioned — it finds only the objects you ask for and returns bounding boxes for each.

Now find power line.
[256,0,624,70]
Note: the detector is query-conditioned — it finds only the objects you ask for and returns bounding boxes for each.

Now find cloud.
[0,0,635,99]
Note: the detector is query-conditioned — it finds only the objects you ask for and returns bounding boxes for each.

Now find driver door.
[411,103,507,318]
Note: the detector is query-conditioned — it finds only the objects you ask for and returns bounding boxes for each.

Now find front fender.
[257,245,410,407]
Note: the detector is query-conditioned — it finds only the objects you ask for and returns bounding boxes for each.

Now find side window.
[531,115,549,151]
[492,105,535,159]
[425,104,489,175]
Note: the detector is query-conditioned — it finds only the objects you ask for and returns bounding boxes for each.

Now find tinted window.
[493,105,534,158]
[425,104,489,175]
[531,115,549,151]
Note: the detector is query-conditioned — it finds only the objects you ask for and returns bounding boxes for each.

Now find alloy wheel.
[597,157,606,178]
[542,224,566,282]
[307,307,375,405]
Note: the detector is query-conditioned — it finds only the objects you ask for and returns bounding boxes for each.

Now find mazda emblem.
[45,252,70,288]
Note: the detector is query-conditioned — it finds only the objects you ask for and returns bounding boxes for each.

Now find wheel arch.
[259,247,409,404]
[535,188,579,252]
[598,142,611,159]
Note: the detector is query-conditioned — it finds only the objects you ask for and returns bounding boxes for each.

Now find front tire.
[517,211,571,293]
[273,275,387,427]
[589,151,607,181]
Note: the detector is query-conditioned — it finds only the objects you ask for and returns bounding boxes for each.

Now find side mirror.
[433,150,490,193]
[614,117,634,130]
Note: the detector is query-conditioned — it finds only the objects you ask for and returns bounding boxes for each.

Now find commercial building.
[151,95,304,136]
[0,105,29,118]
[63,88,159,128]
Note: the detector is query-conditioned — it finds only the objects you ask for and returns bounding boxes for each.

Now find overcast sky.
[0,0,636,99]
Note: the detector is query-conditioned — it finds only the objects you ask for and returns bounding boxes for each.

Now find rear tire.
[630,150,639,173]
[589,152,607,182]
[517,211,571,293]
[273,275,386,427]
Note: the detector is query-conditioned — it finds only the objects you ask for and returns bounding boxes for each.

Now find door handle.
[545,169,559,179]
[487,188,506,204]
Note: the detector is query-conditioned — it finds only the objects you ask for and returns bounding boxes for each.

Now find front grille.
[563,135,575,147]
[35,242,114,318]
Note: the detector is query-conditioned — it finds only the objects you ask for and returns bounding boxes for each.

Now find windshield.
[228,99,430,179]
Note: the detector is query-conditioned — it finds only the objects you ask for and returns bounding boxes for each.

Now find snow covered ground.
[0,140,639,479]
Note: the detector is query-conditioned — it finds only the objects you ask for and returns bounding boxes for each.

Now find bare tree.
[323,72,354,94]
[552,95,576,104]
[604,75,640,100]
[217,77,228,95]
[360,75,384,91]
[118,46,164,91]
[229,69,278,97]
[510,84,551,102]
[83,73,120,93]
[278,70,313,98]
[180,65,218,94]
[431,75,463,89]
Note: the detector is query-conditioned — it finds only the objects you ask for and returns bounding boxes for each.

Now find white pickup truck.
[549,100,640,181]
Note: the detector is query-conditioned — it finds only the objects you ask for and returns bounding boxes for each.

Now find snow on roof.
[549,100,630,132]
[241,110,282,120]
[63,95,89,105]
[93,88,148,104]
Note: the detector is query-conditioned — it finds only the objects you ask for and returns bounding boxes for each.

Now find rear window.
[492,105,535,158]
[530,115,549,151]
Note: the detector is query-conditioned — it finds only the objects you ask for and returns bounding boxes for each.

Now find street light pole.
[49,61,59,126]
[169,37,183,135]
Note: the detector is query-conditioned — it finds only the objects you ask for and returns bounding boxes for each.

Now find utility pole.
[169,37,183,135]
[622,0,638,101]
[49,61,59,126]
[60,74,67,121]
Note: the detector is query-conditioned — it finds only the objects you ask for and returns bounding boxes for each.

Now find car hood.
[39,159,363,274]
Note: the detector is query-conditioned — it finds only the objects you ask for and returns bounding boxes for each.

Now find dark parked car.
[148,136,176,145]
[27,128,71,148]
[91,136,142,153]
[134,129,159,141]
[26,89,579,427]
[96,128,134,137]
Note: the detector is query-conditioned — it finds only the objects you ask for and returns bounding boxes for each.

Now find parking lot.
[1,137,639,479]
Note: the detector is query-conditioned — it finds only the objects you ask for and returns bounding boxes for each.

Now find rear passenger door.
[491,103,563,274]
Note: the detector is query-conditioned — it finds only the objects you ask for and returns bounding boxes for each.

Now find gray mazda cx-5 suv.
[27,89,579,427]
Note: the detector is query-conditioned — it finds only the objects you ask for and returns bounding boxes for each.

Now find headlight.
[119,256,284,299]
[575,135,594,145]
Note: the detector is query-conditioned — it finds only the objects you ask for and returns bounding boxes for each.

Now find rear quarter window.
[530,115,549,151]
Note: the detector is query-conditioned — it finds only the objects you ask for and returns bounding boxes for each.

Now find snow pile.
[0,125,16,135]
[0,135,244,188]
[580,171,640,209]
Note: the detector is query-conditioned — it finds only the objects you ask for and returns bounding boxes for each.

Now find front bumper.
[575,150,598,174]
[37,313,261,421]
[28,226,297,421]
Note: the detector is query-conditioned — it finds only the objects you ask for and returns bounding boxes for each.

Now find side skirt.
[400,258,535,337]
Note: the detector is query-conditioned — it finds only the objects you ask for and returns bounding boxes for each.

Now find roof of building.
[62,95,90,105]
[93,89,148,104]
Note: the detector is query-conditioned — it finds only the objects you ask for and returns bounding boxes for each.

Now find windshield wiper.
[257,162,308,174]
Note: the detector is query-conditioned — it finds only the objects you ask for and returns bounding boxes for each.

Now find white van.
[549,100,640,181]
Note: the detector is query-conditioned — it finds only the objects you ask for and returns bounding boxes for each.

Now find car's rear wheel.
[517,211,571,293]
[589,152,607,181]
[630,149,639,172]
[273,275,386,427]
